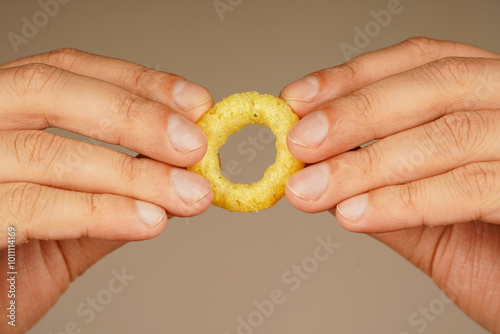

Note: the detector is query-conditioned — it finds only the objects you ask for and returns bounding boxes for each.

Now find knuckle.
[11,63,61,94]
[44,48,82,68]
[441,57,474,84]
[338,58,365,83]
[355,146,382,176]
[347,88,380,120]
[428,112,484,153]
[403,37,441,60]
[12,131,61,166]
[116,91,145,124]
[3,183,47,222]
[117,154,143,183]
[82,193,103,219]
[452,163,496,202]
[129,66,162,93]
[398,182,420,212]
[426,57,474,87]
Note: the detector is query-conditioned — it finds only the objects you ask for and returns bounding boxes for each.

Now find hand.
[0,49,213,332]
[280,37,500,332]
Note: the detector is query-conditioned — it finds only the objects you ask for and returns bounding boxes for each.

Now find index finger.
[280,37,500,118]
[0,48,213,122]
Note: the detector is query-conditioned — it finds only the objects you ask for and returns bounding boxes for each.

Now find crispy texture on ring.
[188,92,304,212]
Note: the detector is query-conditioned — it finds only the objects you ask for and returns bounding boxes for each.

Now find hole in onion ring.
[218,124,276,184]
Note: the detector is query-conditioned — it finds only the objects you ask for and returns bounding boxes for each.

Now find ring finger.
[0,130,213,217]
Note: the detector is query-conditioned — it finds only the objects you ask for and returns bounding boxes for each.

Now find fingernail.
[168,113,206,153]
[173,79,211,114]
[282,76,319,102]
[135,200,166,228]
[287,163,329,201]
[288,111,328,148]
[171,168,212,206]
[337,193,368,221]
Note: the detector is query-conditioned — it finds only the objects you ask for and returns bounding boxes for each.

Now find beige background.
[1,0,499,333]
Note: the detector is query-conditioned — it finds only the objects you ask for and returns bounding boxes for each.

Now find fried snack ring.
[188,92,304,212]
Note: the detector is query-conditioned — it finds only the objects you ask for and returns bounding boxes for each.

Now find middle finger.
[287,57,500,163]
[286,110,500,213]
[0,130,213,217]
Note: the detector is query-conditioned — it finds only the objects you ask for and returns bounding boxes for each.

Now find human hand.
[0,49,213,332]
[280,38,500,332]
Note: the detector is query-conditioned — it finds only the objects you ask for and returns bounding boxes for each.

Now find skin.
[2,38,498,333]
[281,37,500,333]
[0,49,213,333]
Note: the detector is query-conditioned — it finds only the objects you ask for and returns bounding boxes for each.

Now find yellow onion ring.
[188,92,304,212]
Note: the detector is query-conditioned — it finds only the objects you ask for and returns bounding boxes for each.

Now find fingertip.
[94,198,168,242]
[169,186,213,217]
[127,200,169,240]
[286,110,330,163]
[184,182,213,215]
[286,133,316,164]
[285,184,314,213]
[195,186,213,213]
[329,203,373,234]
[335,193,378,233]
[166,112,208,167]
[135,200,167,228]
[285,164,329,214]
[333,205,367,233]
[183,92,214,123]
[334,193,392,233]
[280,75,320,117]
[172,79,213,122]
[169,168,213,216]
[337,193,369,222]
[171,142,208,168]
